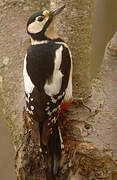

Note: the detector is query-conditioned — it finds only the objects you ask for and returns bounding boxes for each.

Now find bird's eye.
[37,16,44,22]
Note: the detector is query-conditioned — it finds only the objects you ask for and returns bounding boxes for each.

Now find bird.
[23,4,73,179]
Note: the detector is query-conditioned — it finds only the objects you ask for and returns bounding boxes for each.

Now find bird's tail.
[42,122,62,180]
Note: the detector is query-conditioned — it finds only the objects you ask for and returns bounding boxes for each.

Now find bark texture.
[91,0,117,78]
[51,0,94,98]
[0,0,117,180]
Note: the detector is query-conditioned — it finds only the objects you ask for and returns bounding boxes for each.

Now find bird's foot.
[62,109,70,118]
[73,97,92,112]
[58,109,70,128]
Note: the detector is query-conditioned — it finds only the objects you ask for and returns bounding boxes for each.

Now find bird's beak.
[50,4,65,17]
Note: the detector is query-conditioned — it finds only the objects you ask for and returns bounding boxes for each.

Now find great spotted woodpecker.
[23,5,72,179]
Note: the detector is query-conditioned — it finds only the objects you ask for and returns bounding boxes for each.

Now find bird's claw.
[73,98,92,112]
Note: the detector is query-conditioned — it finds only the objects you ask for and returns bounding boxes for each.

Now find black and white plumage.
[23,5,72,179]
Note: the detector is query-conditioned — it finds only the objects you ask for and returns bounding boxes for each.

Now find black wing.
[25,41,71,145]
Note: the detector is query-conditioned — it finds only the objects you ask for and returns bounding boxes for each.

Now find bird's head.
[26,5,65,41]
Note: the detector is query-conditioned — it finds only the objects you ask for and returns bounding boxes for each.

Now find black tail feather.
[42,122,61,180]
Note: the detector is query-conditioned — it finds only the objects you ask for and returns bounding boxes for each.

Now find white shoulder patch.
[44,46,63,96]
[23,54,34,94]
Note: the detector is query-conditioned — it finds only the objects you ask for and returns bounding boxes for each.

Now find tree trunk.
[51,0,93,99]
[0,0,117,180]
[91,0,117,78]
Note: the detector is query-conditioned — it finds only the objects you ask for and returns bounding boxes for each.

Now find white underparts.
[23,54,34,94]
[44,45,63,96]
[26,107,33,115]
[64,61,73,102]
[45,21,59,39]
[56,42,73,102]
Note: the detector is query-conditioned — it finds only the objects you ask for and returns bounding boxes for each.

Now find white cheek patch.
[28,18,48,34]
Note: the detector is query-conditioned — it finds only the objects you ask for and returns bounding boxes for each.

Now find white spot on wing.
[45,106,50,111]
[53,117,56,124]
[44,46,63,96]
[47,111,52,116]
[51,96,57,103]
[26,107,33,115]
[23,54,34,94]
[50,117,56,125]
[52,107,58,113]
[31,106,34,110]
[48,122,51,126]
[57,92,65,100]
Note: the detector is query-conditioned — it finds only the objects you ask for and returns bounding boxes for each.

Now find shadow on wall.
[0,108,16,180]
[91,0,117,77]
